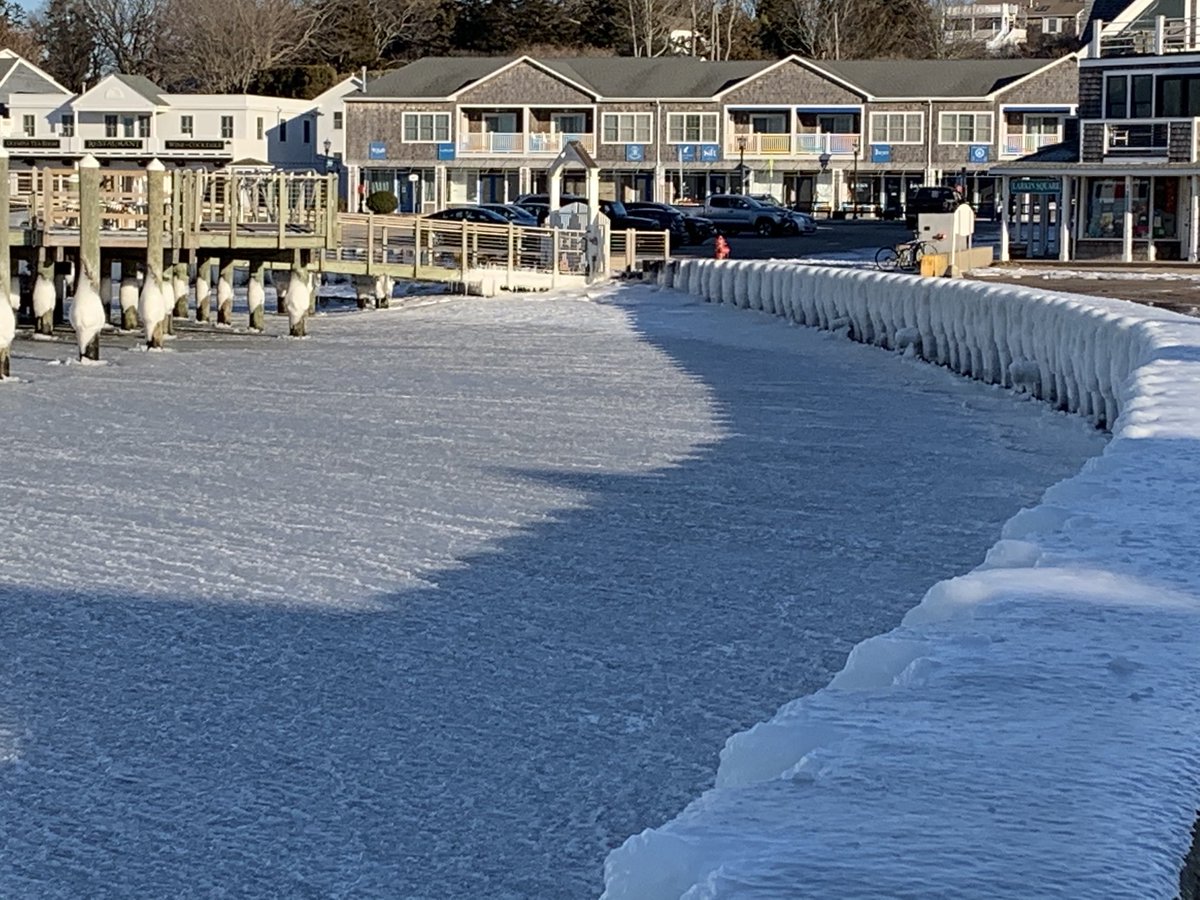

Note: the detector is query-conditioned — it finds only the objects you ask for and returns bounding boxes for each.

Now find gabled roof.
[352,54,1068,103]
[818,58,1055,99]
[72,72,168,112]
[0,49,71,100]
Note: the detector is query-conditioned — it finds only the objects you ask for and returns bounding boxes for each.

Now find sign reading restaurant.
[83,139,144,149]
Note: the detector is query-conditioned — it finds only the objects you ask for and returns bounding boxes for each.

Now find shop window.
[1085,176,1178,239]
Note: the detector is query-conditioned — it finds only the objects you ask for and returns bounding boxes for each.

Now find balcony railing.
[1001,132,1062,156]
[728,133,792,155]
[795,132,859,155]
[1105,120,1170,153]
[526,133,595,154]
[1092,15,1199,57]
[459,132,526,154]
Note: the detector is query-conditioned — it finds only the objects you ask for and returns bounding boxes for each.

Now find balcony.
[459,132,525,154]
[1092,15,1200,57]
[1001,132,1062,157]
[526,133,595,155]
[726,132,860,158]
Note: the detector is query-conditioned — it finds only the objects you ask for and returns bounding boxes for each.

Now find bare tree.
[82,0,171,79]
[162,0,328,92]
[625,0,674,56]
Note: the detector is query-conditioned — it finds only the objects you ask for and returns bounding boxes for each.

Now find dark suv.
[905,186,965,230]
[513,194,660,232]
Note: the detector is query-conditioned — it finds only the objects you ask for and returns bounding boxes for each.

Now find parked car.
[479,203,540,226]
[513,201,552,225]
[425,206,511,225]
[748,194,818,235]
[624,201,715,245]
[514,193,662,233]
[687,194,789,236]
[905,186,967,231]
[616,204,688,249]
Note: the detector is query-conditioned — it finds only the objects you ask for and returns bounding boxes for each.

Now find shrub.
[366,190,398,215]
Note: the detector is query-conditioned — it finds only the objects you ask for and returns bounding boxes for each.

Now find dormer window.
[22,115,34,137]
[61,114,74,137]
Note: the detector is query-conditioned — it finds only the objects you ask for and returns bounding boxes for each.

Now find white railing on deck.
[1094,16,1199,56]
[1002,132,1062,156]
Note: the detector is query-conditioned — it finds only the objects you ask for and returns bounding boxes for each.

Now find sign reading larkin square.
[1011,177,1062,194]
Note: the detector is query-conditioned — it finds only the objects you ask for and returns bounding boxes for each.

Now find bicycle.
[875,239,937,272]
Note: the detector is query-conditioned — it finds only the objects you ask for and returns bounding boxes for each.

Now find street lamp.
[851,140,860,220]
[736,135,747,194]
[323,138,333,172]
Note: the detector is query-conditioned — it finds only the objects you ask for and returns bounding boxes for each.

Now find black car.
[905,187,967,231]
[425,206,511,225]
[618,205,688,249]
[624,201,714,245]
[514,193,662,233]
[479,203,540,226]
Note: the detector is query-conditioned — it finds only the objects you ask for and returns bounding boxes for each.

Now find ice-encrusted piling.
[69,261,104,362]
[195,257,212,322]
[247,260,265,331]
[138,271,165,349]
[374,274,393,309]
[32,256,56,336]
[354,274,372,310]
[284,265,309,337]
[216,259,234,325]
[172,260,189,319]
[74,154,102,360]
[118,260,139,330]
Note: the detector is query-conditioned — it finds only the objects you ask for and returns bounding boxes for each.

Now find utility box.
[917,205,976,274]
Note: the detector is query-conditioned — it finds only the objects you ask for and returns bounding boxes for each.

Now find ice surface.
[602,261,1200,899]
[0,282,1104,897]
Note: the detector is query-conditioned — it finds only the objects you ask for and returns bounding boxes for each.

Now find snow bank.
[603,260,1200,898]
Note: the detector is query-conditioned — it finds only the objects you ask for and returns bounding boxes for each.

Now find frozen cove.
[0,277,1182,897]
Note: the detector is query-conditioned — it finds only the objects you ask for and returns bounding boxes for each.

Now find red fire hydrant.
[714,234,730,259]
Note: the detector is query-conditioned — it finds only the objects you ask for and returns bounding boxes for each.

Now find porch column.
[1190,174,1200,262]
[1059,176,1072,261]
[999,175,1010,262]
[1037,194,1049,257]
[1122,174,1134,262]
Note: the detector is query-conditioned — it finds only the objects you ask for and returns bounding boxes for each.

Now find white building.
[0,50,362,203]
[943,2,1029,51]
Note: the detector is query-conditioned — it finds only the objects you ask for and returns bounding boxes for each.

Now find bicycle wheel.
[875,246,899,271]
[910,242,928,270]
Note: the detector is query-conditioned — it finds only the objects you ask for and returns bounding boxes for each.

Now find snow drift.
[602,260,1200,898]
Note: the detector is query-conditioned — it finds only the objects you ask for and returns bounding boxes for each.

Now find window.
[105,114,118,137]
[1157,73,1200,116]
[402,112,450,142]
[1106,73,1153,118]
[137,114,151,137]
[60,114,74,137]
[280,119,288,141]
[333,111,343,130]
[1044,16,1061,33]
[667,112,718,143]
[22,115,34,137]
[552,113,586,134]
[303,119,311,143]
[601,112,652,143]
[122,116,135,138]
[939,112,993,144]
[221,115,234,139]
[1082,175,1175,239]
[869,112,923,144]
[181,115,193,135]
[257,116,264,140]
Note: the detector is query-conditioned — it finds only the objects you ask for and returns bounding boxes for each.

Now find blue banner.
[368,141,386,160]
[437,142,455,161]
[968,144,990,164]
[625,144,645,162]
[870,144,891,164]
[677,144,696,162]
[699,144,720,162]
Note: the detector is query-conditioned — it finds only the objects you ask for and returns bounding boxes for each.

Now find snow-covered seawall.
[603,261,1200,898]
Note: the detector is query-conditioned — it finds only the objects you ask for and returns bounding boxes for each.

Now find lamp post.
[323,138,333,171]
[737,135,747,194]
[852,140,860,220]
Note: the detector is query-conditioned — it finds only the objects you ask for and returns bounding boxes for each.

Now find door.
[479,171,519,204]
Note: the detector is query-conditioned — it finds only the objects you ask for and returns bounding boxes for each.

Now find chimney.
[360,65,367,92]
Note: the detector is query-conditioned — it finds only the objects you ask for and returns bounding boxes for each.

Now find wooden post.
[53,246,68,327]
[146,158,165,292]
[248,258,266,331]
[230,173,239,251]
[171,255,188,319]
[551,228,560,288]
[413,217,420,279]
[0,147,10,317]
[217,257,234,324]
[277,172,288,246]
[284,251,307,337]
[75,154,102,360]
[366,212,376,276]
[460,222,469,288]
[507,223,515,291]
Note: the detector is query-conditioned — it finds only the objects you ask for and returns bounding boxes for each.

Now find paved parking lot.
[674,218,915,262]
